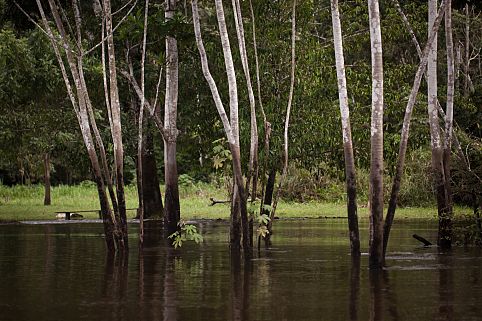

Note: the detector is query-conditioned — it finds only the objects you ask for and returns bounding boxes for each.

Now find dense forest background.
[0,0,480,207]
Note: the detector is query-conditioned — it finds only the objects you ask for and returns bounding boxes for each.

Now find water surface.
[0,219,481,321]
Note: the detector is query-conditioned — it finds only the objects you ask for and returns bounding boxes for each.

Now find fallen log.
[412,234,432,246]
[209,197,230,206]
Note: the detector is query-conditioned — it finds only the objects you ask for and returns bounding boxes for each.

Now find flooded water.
[0,219,481,321]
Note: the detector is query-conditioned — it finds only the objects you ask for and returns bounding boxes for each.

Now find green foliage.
[211,138,232,170]
[168,220,204,249]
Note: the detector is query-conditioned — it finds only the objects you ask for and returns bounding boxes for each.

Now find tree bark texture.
[164,0,181,236]
[232,0,259,204]
[192,0,249,251]
[330,0,360,257]
[442,0,454,248]
[368,0,384,269]
[383,3,446,258]
[37,0,127,252]
[43,153,51,206]
[104,0,128,249]
[427,0,450,249]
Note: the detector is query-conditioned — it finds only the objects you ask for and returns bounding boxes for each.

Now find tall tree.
[232,0,258,247]
[368,0,384,269]
[442,0,454,248]
[427,0,450,248]
[192,0,249,251]
[35,0,129,251]
[163,0,181,235]
[330,0,360,257]
[267,0,297,237]
[383,2,446,257]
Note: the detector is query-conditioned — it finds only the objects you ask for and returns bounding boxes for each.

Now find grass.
[0,183,473,222]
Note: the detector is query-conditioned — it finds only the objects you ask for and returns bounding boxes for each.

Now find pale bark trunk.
[383,3,446,258]
[138,0,150,244]
[43,153,51,206]
[368,0,384,269]
[232,0,258,247]
[40,0,118,250]
[164,0,181,236]
[215,0,249,251]
[104,0,128,249]
[442,0,454,248]
[390,0,468,169]
[427,0,450,249]
[330,0,360,257]
[192,0,249,251]
[269,0,297,233]
[37,0,126,252]
[249,0,273,235]
[232,0,259,206]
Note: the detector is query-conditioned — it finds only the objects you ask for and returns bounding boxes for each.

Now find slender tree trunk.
[38,0,119,252]
[383,3,446,258]
[138,0,149,245]
[368,0,384,269]
[330,0,360,257]
[427,0,450,249]
[442,0,454,247]
[43,153,51,206]
[192,0,249,251]
[232,0,258,248]
[164,0,181,236]
[269,0,297,233]
[214,0,250,251]
[104,0,128,249]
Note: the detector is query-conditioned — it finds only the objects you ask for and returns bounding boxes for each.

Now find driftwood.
[209,198,230,206]
[412,234,432,246]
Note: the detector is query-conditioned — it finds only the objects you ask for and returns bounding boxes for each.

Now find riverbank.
[0,183,472,221]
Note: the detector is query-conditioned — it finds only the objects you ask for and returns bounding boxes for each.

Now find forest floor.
[0,183,473,221]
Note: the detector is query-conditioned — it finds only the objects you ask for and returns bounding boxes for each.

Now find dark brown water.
[0,219,481,321]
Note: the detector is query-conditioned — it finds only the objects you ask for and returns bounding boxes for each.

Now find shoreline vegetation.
[0,183,473,222]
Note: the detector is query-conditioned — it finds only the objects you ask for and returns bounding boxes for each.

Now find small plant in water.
[168,220,203,249]
[248,203,271,238]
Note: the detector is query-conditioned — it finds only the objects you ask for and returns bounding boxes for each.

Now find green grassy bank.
[0,183,472,222]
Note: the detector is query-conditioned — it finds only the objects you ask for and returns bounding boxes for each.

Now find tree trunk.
[268,0,297,233]
[138,0,150,245]
[192,0,249,251]
[164,0,181,236]
[104,0,128,250]
[330,0,360,257]
[164,140,180,235]
[38,0,121,252]
[427,0,450,249]
[368,0,384,269]
[142,131,163,218]
[442,0,454,248]
[214,0,250,251]
[43,153,51,206]
[383,3,446,258]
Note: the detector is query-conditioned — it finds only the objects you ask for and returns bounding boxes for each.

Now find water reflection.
[436,250,454,321]
[102,252,129,320]
[2,220,482,321]
[349,257,360,321]
[230,252,253,321]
